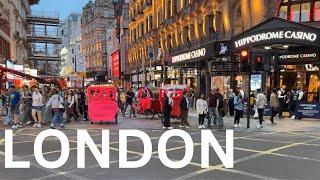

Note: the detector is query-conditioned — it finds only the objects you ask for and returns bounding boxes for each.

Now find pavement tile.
[164,146,256,167]
[274,144,320,160]
[21,148,133,172]
[0,140,77,157]
[234,138,290,152]
[187,169,260,180]
[0,164,53,180]
[235,154,320,180]
[73,157,201,179]
[246,132,317,143]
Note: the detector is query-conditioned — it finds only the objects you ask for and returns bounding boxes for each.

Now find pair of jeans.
[234,109,242,125]
[180,109,189,126]
[6,109,13,125]
[52,109,62,126]
[270,107,277,123]
[208,107,223,128]
[258,108,264,125]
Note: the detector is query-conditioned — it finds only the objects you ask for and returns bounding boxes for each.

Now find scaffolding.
[27,10,62,77]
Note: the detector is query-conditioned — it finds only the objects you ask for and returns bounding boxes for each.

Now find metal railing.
[29,10,59,19]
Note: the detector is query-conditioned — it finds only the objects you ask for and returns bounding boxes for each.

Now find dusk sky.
[31,0,90,20]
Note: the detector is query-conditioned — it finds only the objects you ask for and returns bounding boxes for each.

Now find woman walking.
[234,91,244,128]
[32,87,44,128]
[66,90,78,122]
[196,94,208,129]
[46,89,65,129]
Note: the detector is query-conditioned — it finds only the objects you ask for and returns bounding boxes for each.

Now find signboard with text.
[111,50,120,78]
[295,102,320,119]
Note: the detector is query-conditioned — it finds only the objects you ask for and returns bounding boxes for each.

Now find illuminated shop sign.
[279,53,317,60]
[172,48,206,63]
[235,31,317,48]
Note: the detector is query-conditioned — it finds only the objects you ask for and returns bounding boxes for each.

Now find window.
[278,0,320,22]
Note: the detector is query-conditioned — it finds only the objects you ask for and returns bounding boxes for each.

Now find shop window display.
[211,76,231,95]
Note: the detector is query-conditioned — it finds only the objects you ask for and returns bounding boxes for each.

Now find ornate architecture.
[81,0,115,76]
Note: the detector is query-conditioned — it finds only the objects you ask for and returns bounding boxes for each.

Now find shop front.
[170,43,215,96]
[230,17,320,118]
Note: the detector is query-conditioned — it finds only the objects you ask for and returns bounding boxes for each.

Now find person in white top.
[32,87,43,128]
[46,88,65,129]
[255,89,267,128]
[196,94,208,129]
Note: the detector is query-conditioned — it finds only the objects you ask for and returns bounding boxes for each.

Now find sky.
[31,0,91,20]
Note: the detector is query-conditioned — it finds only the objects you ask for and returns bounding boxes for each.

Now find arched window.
[278,0,320,22]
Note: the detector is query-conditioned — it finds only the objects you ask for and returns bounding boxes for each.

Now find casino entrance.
[231,17,320,103]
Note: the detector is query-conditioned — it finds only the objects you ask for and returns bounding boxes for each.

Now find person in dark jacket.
[163,92,173,129]
[180,91,190,128]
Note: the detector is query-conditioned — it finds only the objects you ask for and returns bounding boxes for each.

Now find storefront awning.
[231,17,320,52]
[0,66,47,83]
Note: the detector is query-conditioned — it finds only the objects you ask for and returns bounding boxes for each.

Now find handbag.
[254,106,259,118]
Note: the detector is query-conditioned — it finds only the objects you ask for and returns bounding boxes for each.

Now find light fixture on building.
[264,46,272,50]
[283,45,289,49]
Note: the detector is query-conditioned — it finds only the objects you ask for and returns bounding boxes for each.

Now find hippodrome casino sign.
[2,130,234,169]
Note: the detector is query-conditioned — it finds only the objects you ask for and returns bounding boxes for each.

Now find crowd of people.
[0,85,87,129]
[0,83,307,130]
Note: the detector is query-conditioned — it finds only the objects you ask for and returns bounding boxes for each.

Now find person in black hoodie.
[180,91,190,128]
[163,92,173,129]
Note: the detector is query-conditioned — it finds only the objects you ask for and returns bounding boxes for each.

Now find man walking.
[125,88,136,117]
[256,89,267,128]
[277,85,287,119]
[179,91,190,128]
[163,92,173,129]
[9,86,22,129]
[208,87,224,129]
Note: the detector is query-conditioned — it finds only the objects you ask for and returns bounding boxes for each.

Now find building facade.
[128,0,320,97]
[60,13,85,87]
[0,0,39,64]
[81,0,115,78]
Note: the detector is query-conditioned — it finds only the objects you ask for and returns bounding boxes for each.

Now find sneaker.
[37,124,42,128]
[26,121,32,125]
[17,124,23,128]
[163,126,167,129]
[256,124,263,128]
[185,126,191,129]
[234,124,238,128]
[198,125,202,129]
[60,124,65,128]
[167,127,173,130]
[238,124,242,128]
[33,123,38,127]
[202,125,206,129]
[291,115,296,120]
[179,125,185,128]
[11,124,18,129]
[50,125,56,129]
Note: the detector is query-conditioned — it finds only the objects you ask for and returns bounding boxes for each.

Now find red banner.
[111,51,120,78]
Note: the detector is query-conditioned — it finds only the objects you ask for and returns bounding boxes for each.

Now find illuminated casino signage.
[235,31,317,48]
[172,48,206,63]
[279,53,317,60]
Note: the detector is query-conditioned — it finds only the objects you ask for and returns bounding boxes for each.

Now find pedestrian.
[234,90,244,128]
[42,86,53,124]
[180,90,190,128]
[22,85,33,125]
[270,88,279,124]
[119,89,126,115]
[277,85,287,119]
[1,89,9,116]
[208,87,224,129]
[196,94,208,129]
[189,89,195,109]
[66,90,78,122]
[74,89,82,117]
[124,88,136,117]
[256,89,267,128]
[46,89,65,129]
[228,89,235,116]
[9,86,22,129]
[163,91,173,129]
[289,88,299,120]
[83,88,88,121]
[32,87,44,128]
[296,87,304,119]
